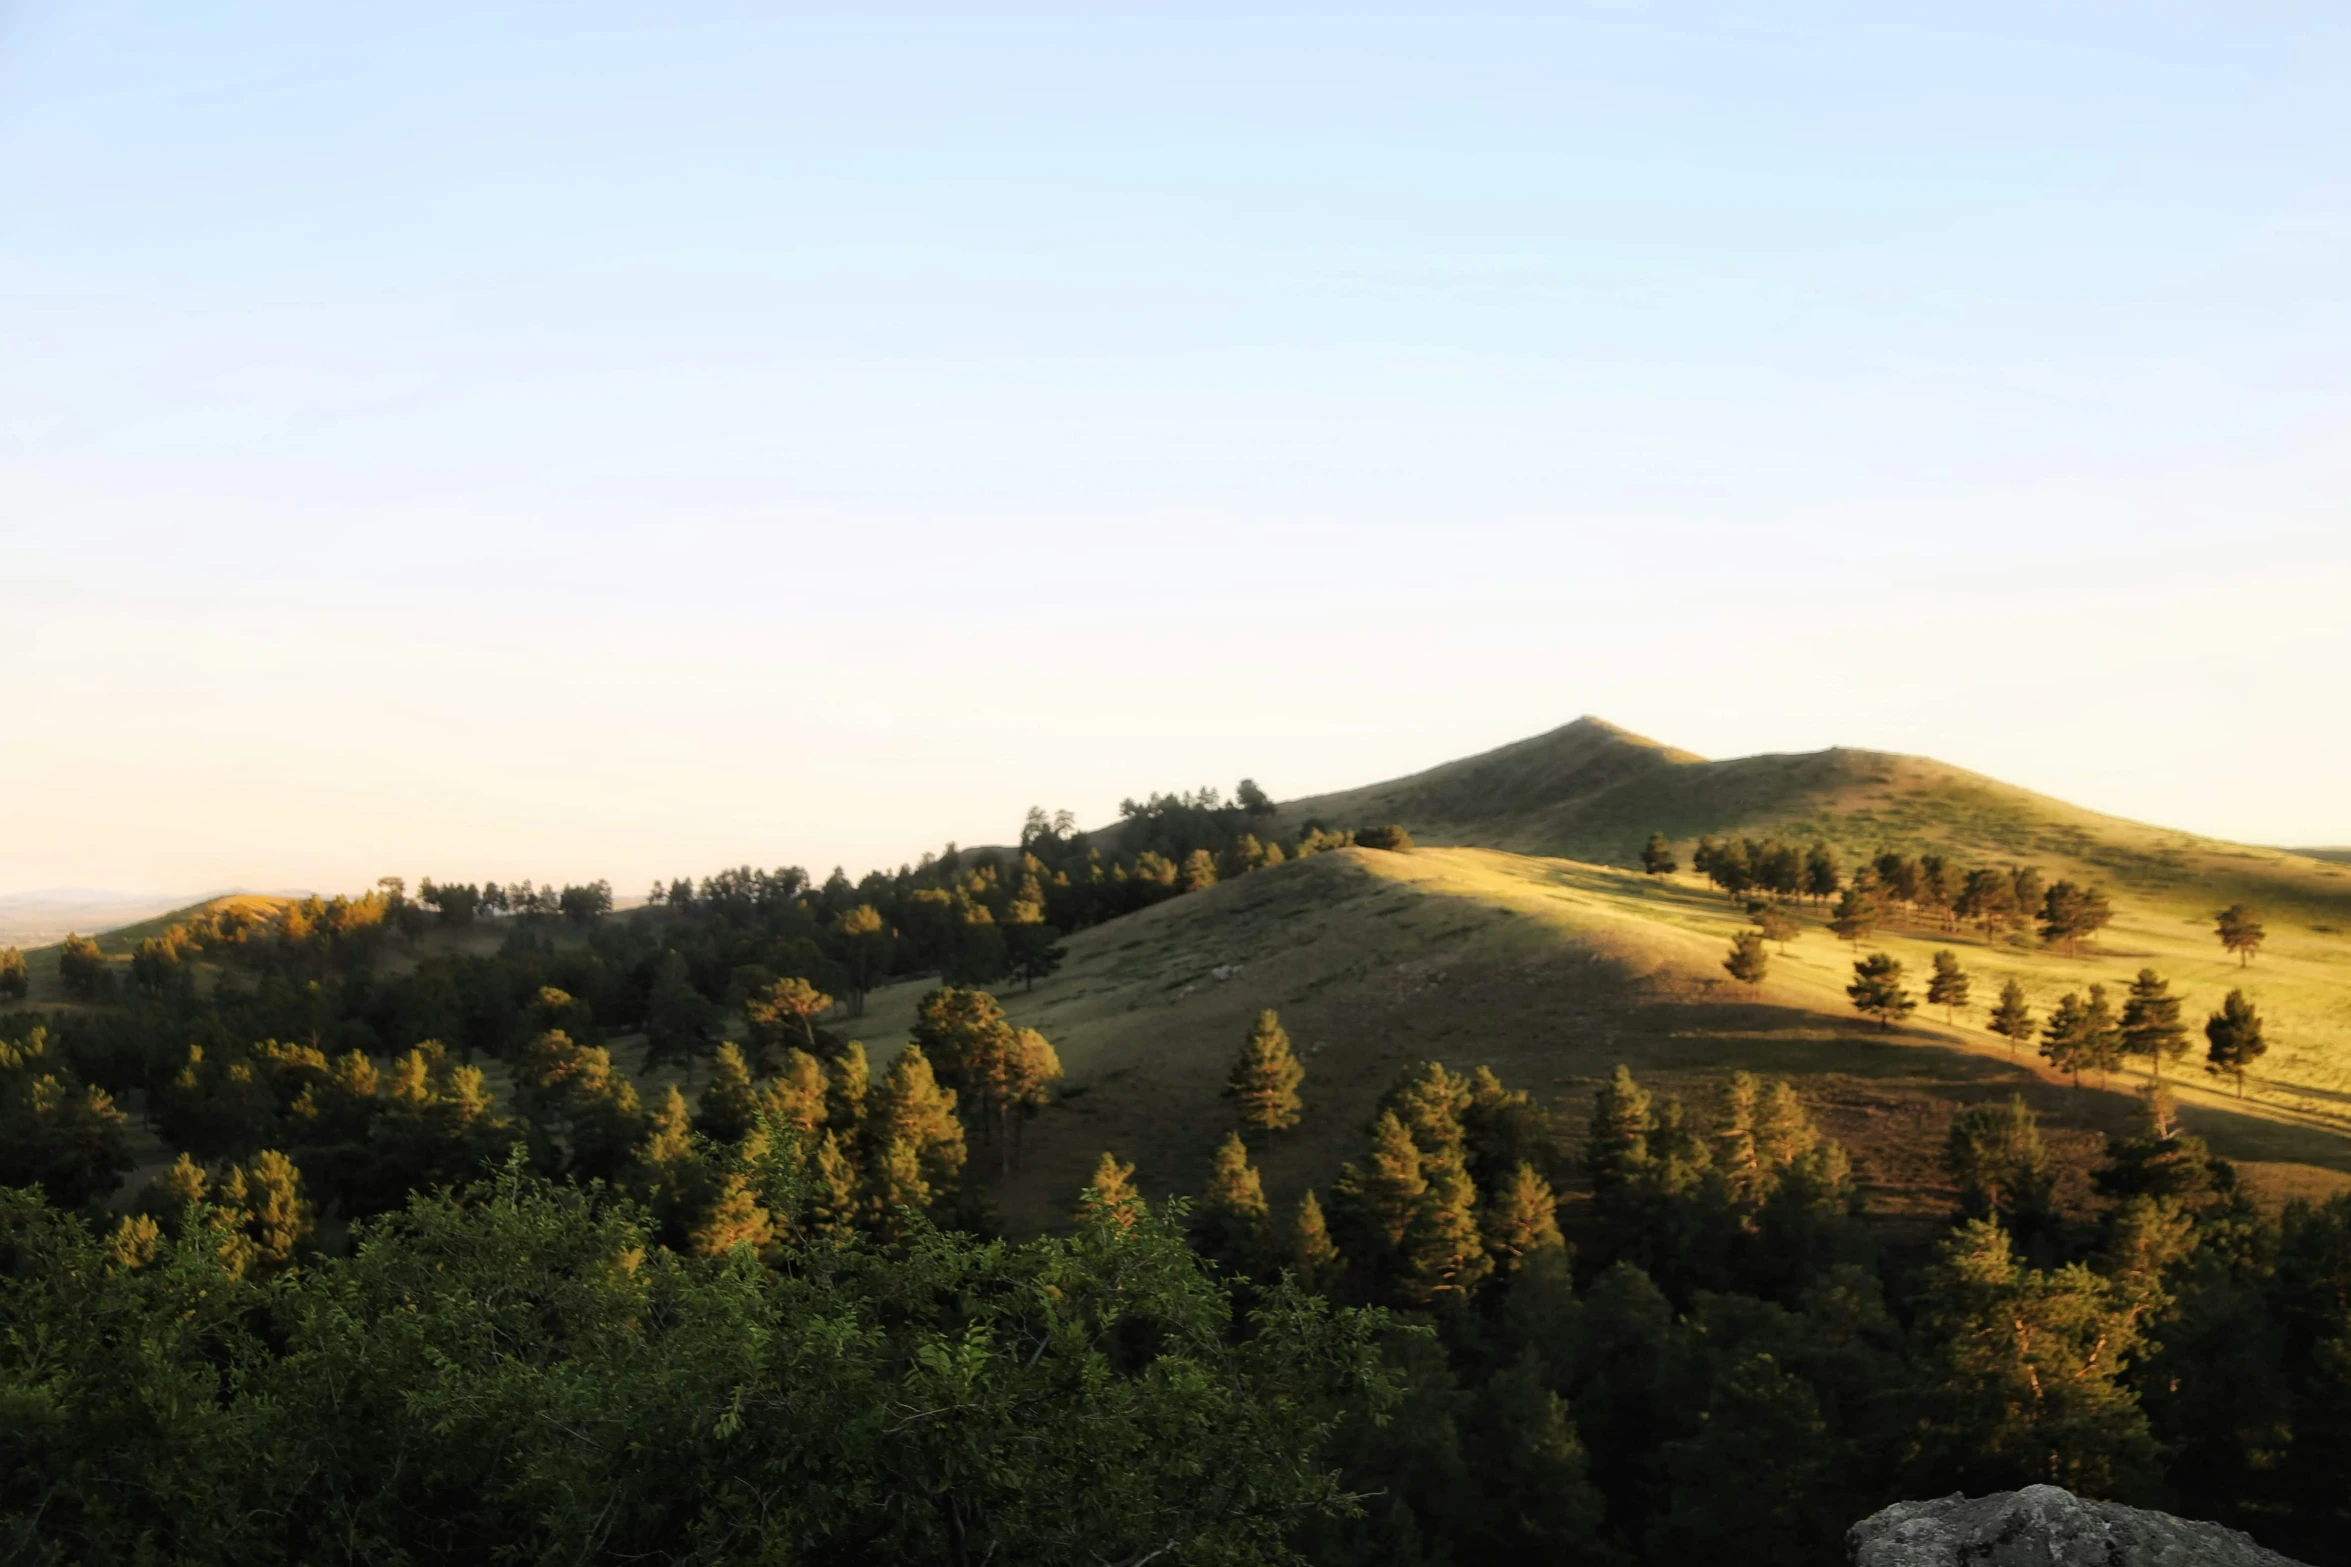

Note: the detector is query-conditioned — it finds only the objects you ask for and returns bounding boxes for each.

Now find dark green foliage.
[1828,883,1880,945]
[1988,978,2035,1057]
[1641,832,1678,875]
[2120,968,2190,1078]
[1846,953,1914,1029]
[2038,879,2114,955]
[2204,988,2269,1097]
[1354,823,1413,852]
[1227,1008,1306,1132]
[1926,949,1969,1022]
[1944,1095,2054,1238]
[2216,903,2267,966]
[0,948,24,1001]
[0,1028,132,1208]
[1803,842,1841,902]
[2040,986,2123,1087]
[1955,867,2020,939]
[55,934,107,1001]
[1722,929,1770,992]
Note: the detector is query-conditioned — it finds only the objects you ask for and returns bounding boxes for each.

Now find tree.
[1926,950,1971,1023]
[0,1027,133,1207]
[1002,1027,1063,1171]
[1944,1095,2053,1234]
[1285,1189,1343,1294]
[1236,777,1275,815]
[1225,1009,1305,1132]
[0,947,28,1001]
[695,1041,761,1145]
[1001,906,1066,993]
[1723,930,1770,993]
[1480,1162,1564,1272]
[743,976,829,1070]
[2215,904,2266,967]
[868,1045,967,1210]
[2038,880,2113,956]
[2204,989,2268,1099]
[1354,823,1413,852]
[1641,832,1678,876]
[1955,868,2019,940]
[2039,991,2095,1087]
[1181,848,1220,893]
[834,904,891,1016]
[56,934,107,1001]
[1828,886,1879,946]
[1988,979,2035,1059]
[2119,969,2189,1079]
[1332,1110,1426,1257]
[1401,1156,1491,1304]
[1802,843,1841,904]
[642,951,717,1078]
[1749,902,1799,952]
[1846,953,1915,1030]
[1076,1151,1143,1229]
[2080,984,2124,1085]
[1196,1131,1271,1273]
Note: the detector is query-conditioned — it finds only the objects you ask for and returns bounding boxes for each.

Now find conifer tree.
[2081,984,2124,1085]
[1285,1189,1343,1293]
[1378,1061,1471,1173]
[2214,904,2267,967]
[55,933,107,1000]
[0,947,25,1002]
[2119,969,2189,1079]
[825,1041,869,1138]
[633,1085,706,1244]
[1723,930,1770,993]
[688,1170,777,1258]
[1846,953,1915,1030]
[1587,1065,1653,1192]
[870,1045,966,1201]
[1225,1009,1306,1132]
[2040,992,2093,1086]
[2037,880,2113,956]
[1075,1151,1142,1229]
[2204,989,2268,1099]
[1955,868,2020,940]
[1332,1110,1426,1254]
[1753,1079,1822,1179]
[643,950,718,1078]
[1181,849,1220,892]
[214,1149,313,1279]
[1828,885,1879,946]
[695,1041,761,1145]
[1926,949,1971,1023]
[1749,902,1799,952]
[1401,1157,1491,1304]
[743,976,830,1071]
[1803,843,1841,904]
[1988,979,2035,1059]
[1002,1027,1062,1172]
[1461,1066,1551,1188]
[809,1129,862,1237]
[1944,1095,2053,1233]
[1715,1071,1765,1204]
[1196,1131,1271,1273]
[762,1048,829,1136]
[1641,832,1678,876]
[1481,1162,1564,1272]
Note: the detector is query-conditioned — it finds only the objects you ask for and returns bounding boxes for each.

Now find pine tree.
[0,947,26,1002]
[1587,1065,1653,1192]
[743,976,830,1071]
[1944,1095,2053,1232]
[1955,868,2020,940]
[866,1136,931,1234]
[2214,904,2267,967]
[1003,1027,1062,1172]
[2037,881,2113,956]
[1333,1110,1426,1253]
[1075,1151,1142,1229]
[1378,1061,1470,1172]
[1723,930,1770,993]
[688,1171,776,1258]
[809,1129,862,1237]
[1715,1071,1764,1204]
[762,1048,829,1136]
[214,1149,313,1279]
[1401,1157,1492,1304]
[1988,979,2035,1059]
[1803,843,1841,904]
[869,1046,966,1202]
[695,1041,761,1145]
[2081,984,2124,1085]
[1927,950,1971,1023]
[1846,953,1915,1030]
[825,1041,869,1137]
[2120,969,2188,1079]
[1828,885,1879,946]
[2204,989,2268,1098]
[643,950,717,1077]
[2040,992,2093,1086]
[1285,1189,1343,1293]
[1225,1010,1306,1132]
[1641,832,1678,876]
[1749,902,1799,952]
[1196,1131,1270,1272]
[1481,1162,1564,1272]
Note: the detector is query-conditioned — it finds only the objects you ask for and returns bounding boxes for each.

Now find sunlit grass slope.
[846,845,2351,1237]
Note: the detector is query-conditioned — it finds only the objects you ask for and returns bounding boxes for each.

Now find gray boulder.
[1848,1484,2307,1567]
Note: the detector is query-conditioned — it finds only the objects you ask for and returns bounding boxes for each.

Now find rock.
[1848,1484,2307,1567]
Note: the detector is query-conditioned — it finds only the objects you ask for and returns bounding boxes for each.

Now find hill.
[4,893,301,1006]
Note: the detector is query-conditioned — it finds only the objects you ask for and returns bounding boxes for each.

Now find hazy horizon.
[7,5,2348,895]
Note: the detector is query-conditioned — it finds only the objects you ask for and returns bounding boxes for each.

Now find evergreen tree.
[0,1027,133,1208]
[2037,880,2113,956]
[1846,953,1915,1030]
[1587,1064,1654,1193]
[1480,1162,1564,1272]
[1955,868,2019,940]
[1196,1131,1271,1273]
[865,1135,931,1234]
[1285,1189,1343,1294]
[1803,843,1841,904]
[824,1041,869,1139]
[808,1129,861,1237]
[743,976,829,1071]
[0,947,26,1001]
[2081,984,2124,1085]
[1988,979,2035,1059]
[1332,1110,1426,1256]
[761,1048,828,1136]
[1378,1061,1470,1174]
[1828,885,1879,946]
[1225,1009,1306,1132]
[2214,904,2267,967]
[1002,1027,1062,1172]
[1944,1095,2053,1235]
[1458,1349,1611,1564]
[55,934,107,1001]
[2119,969,2189,1079]
[1749,901,1800,952]
[1075,1151,1142,1229]
[1401,1157,1491,1304]
[1649,1352,1841,1567]
[1641,832,1678,876]
[643,951,717,1077]
[1926,949,1971,1023]
[694,1041,761,1145]
[2039,992,2095,1087]
[1723,929,1770,993]
[2204,989,2268,1099]
[869,1045,966,1203]
[1181,848,1220,892]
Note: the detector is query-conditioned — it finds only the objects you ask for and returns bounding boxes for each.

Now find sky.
[5,2,2349,898]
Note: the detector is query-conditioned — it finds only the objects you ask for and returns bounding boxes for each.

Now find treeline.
[1167,1027,2351,1565]
[1657,833,2117,954]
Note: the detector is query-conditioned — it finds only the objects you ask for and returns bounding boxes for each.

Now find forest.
[2,797,2348,1565]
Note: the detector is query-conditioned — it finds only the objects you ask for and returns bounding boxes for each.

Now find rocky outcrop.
[1849,1484,2307,1567]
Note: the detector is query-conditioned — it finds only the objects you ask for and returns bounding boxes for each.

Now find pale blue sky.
[5,4,2348,894]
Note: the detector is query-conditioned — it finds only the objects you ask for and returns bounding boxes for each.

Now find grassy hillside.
[842,844,2351,1236]
[1276,717,2351,926]
[3,893,300,1008]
